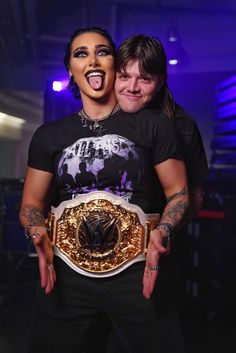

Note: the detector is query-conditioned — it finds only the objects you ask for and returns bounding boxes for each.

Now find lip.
[85,69,105,78]
[121,93,142,101]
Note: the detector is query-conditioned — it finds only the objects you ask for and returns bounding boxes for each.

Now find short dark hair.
[117,34,167,77]
[117,34,175,118]
[64,27,116,98]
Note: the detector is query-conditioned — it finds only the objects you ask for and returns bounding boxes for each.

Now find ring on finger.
[47,264,53,271]
[32,232,41,239]
[149,265,158,271]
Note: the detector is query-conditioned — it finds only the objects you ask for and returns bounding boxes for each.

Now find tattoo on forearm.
[182,184,203,225]
[166,186,188,203]
[20,204,45,226]
[161,186,189,229]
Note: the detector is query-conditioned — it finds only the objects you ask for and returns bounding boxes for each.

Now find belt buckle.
[48,191,159,275]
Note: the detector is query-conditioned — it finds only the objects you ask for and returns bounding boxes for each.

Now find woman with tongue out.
[19,27,188,353]
[66,27,117,123]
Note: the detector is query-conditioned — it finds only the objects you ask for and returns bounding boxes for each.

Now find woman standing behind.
[19,27,188,353]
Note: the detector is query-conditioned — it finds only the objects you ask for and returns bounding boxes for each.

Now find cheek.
[69,62,84,79]
[105,61,115,81]
[114,79,124,93]
[144,84,158,101]
[106,58,115,73]
[107,71,115,89]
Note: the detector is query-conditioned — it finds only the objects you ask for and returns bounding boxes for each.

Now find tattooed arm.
[143,159,189,299]
[177,184,203,229]
[19,167,56,294]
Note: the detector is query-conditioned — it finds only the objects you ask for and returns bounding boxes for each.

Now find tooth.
[87,72,103,78]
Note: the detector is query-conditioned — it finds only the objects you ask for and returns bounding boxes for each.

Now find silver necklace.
[79,103,119,135]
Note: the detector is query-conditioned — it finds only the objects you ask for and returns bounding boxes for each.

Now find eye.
[118,72,128,80]
[140,76,151,82]
[73,50,87,58]
[97,48,112,56]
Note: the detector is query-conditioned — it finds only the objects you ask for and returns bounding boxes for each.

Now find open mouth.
[85,70,105,90]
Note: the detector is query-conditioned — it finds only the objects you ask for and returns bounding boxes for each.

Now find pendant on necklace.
[93,121,100,130]
[79,103,119,134]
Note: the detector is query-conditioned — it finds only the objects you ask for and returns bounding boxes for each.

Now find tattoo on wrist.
[20,204,45,226]
[161,186,189,230]
[164,201,187,222]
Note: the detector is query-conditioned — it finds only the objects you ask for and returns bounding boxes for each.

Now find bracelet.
[155,223,174,249]
[156,222,173,235]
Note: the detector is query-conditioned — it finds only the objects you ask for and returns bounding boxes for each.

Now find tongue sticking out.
[88,75,103,90]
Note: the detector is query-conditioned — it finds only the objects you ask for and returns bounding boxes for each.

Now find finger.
[43,239,54,264]
[32,232,43,245]
[39,260,49,289]
[143,248,160,298]
[45,269,53,294]
[46,264,56,294]
[143,268,151,299]
[36,237,53,265]
[143,266,152,298]
[143,267,158,299]
[148,268,158,297]
[35,245,48,288]
[40,261,54,293]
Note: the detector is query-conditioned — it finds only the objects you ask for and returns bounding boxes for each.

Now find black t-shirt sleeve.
[28,124,54,173]
[184,120,208,185]
[152,113,183,165]
[174,105,209,186]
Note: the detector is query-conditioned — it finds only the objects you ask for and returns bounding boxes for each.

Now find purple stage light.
[52,81,63,92]
[168,59,179,66]
[52,80,68,92]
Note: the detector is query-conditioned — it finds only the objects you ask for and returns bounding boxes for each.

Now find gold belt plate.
[48,198,147,274]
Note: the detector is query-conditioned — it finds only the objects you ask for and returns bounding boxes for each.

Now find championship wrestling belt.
[48,191,160,278]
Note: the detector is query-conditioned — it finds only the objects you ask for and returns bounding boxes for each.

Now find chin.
[119,104,142,113]
[90,89,108,99]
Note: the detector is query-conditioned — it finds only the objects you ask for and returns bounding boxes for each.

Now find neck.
[81,92,117,120]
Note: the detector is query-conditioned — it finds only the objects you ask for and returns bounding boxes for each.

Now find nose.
[89,53,99,67]
[127,78,140,93]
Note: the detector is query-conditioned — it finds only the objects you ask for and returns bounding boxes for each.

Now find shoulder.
[129,108,174,126]
[174,104,199,134]
[33,113,78,137]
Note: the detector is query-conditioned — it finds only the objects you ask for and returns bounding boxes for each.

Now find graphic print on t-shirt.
[58,134,142,201]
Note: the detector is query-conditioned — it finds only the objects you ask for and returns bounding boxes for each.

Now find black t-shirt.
[174,104,208,186]
[28,108,182,214]
[149,104,209,213]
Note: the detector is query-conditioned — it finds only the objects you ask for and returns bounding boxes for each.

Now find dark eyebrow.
[118,67,127,74]
[95,44,111,49]
[73,44,111,53]
[74,46,87,51]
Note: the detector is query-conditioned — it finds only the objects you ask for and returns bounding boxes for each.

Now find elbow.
[191,185,204,215]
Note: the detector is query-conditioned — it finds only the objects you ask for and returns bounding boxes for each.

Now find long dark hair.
[64,27,116,98]
[116,34,175,118]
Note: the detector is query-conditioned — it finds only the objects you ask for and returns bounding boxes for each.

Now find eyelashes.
[73,50,87,58]
[73,48,113,58]
[117,74,151,82]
